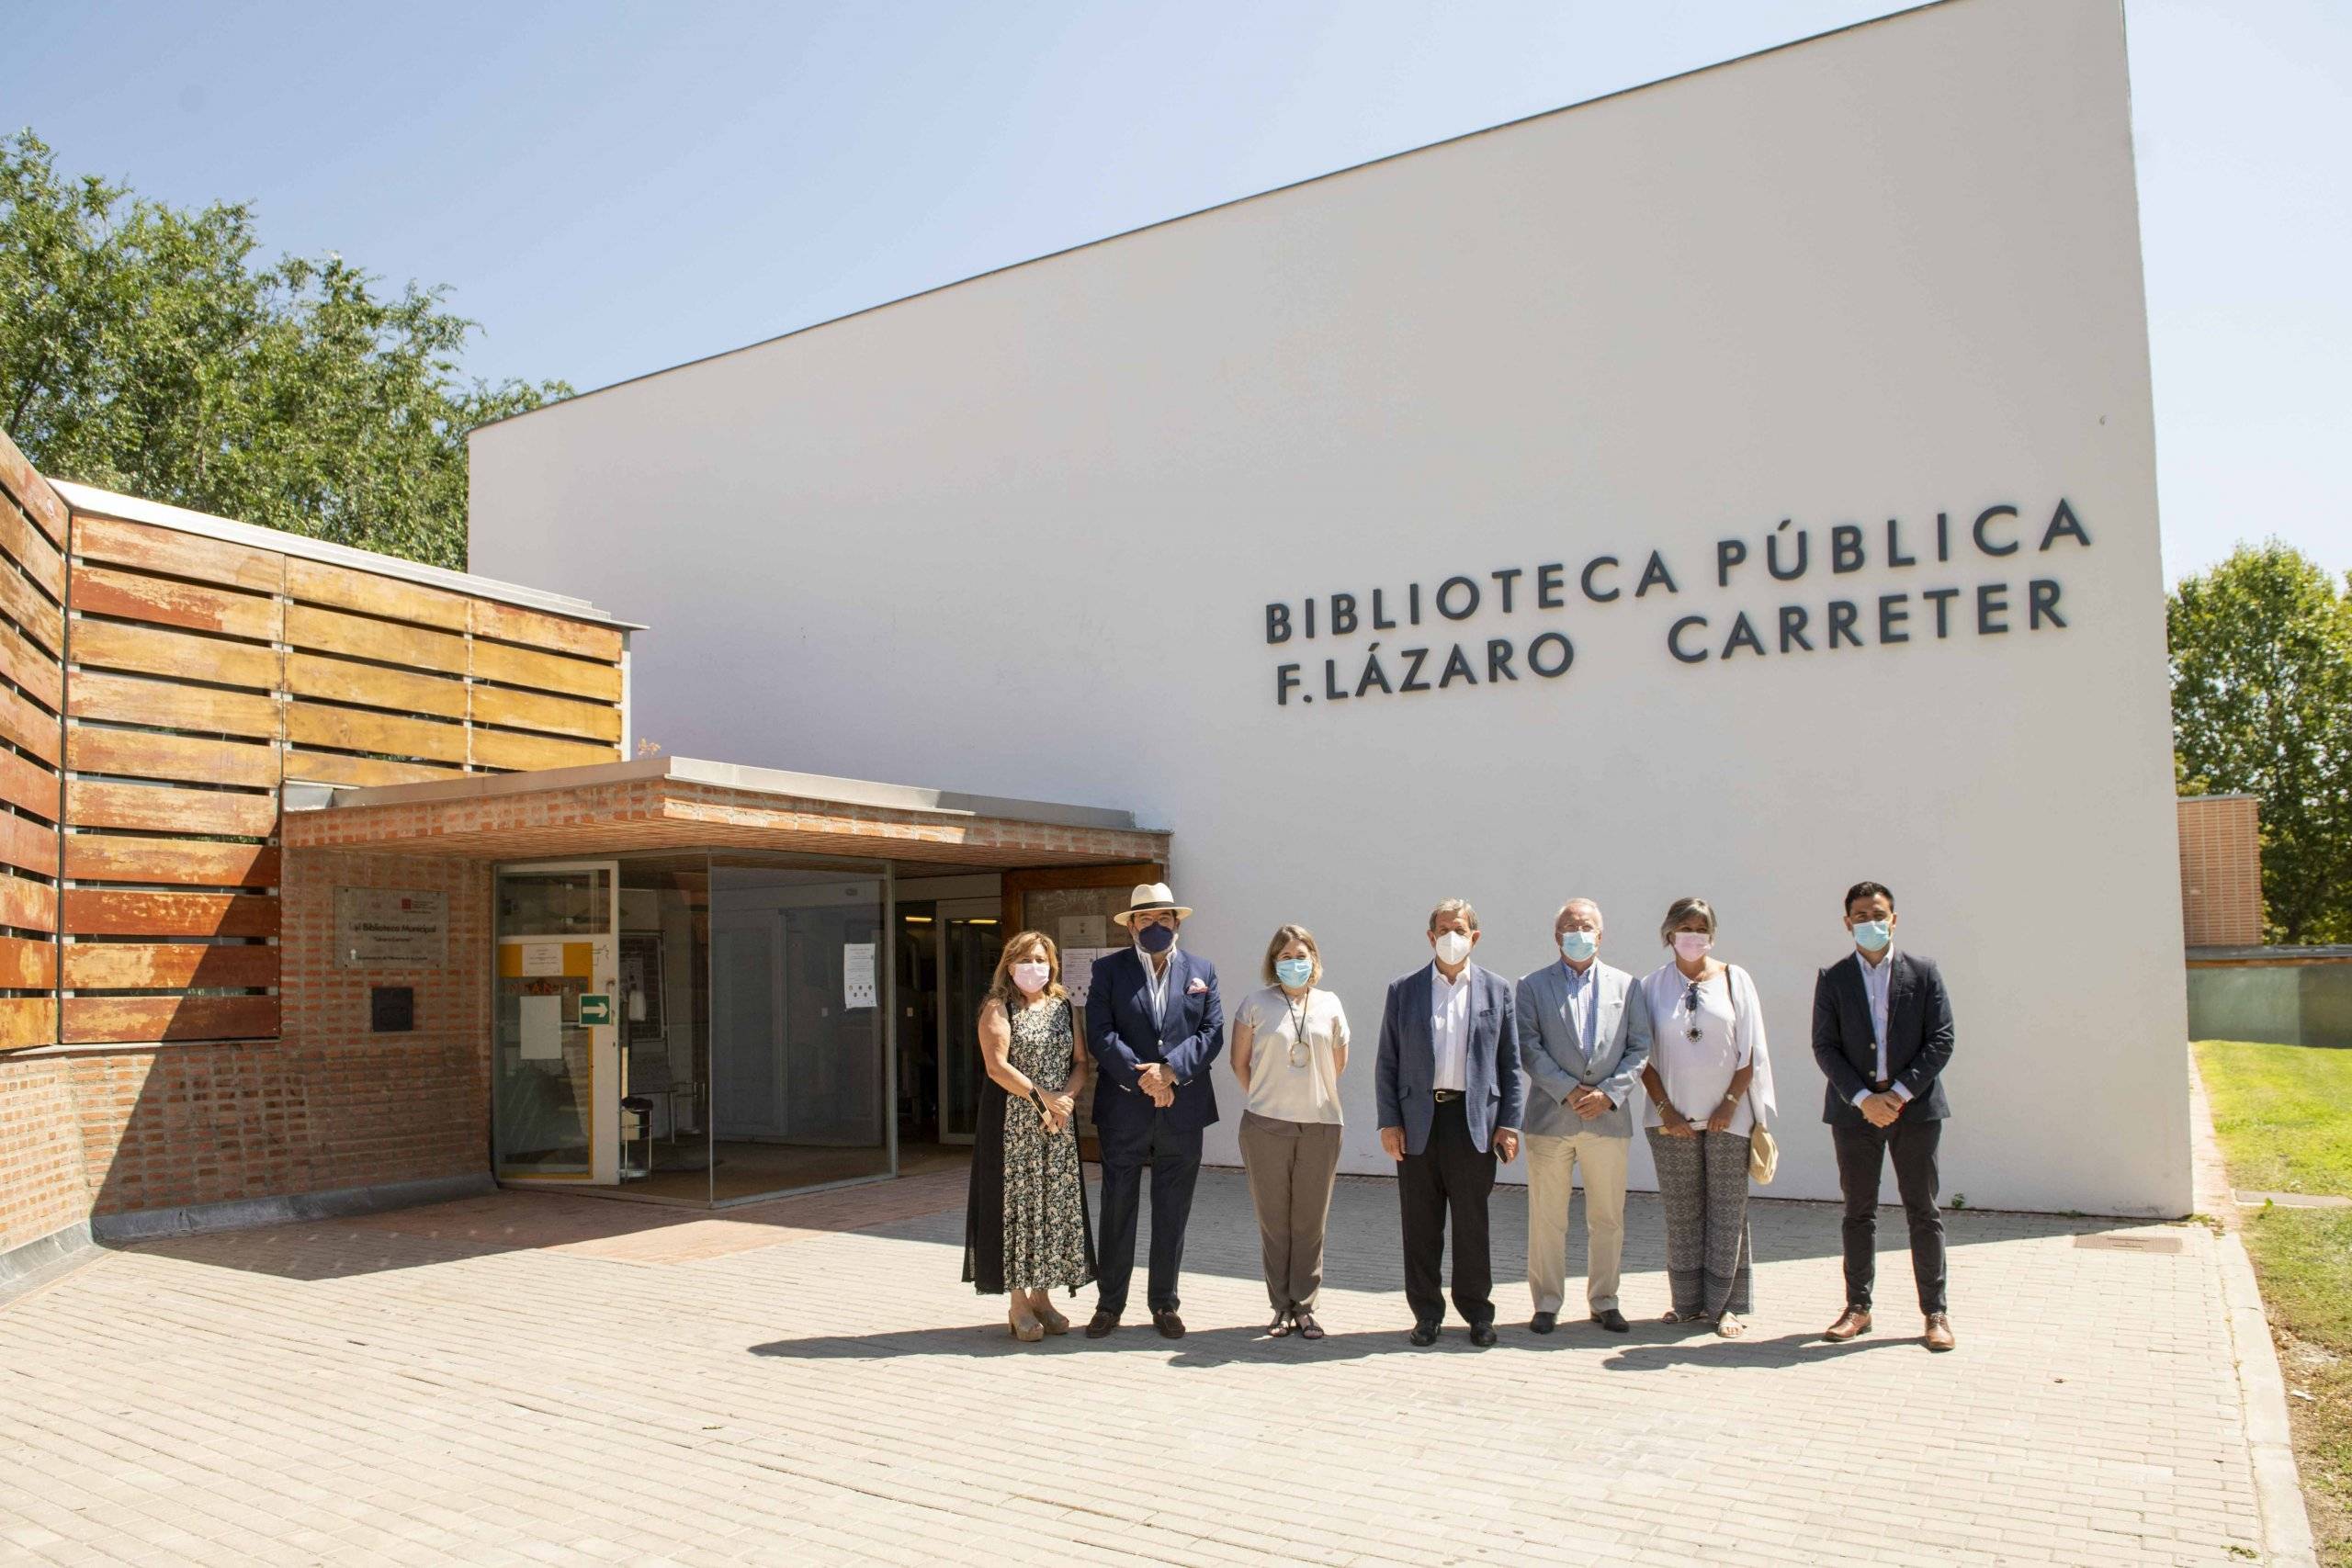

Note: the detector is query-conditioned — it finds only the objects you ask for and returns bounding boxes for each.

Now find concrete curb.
[2189,1045,2320,1568]
[0,1220,99,1309]
[91,1172,496,1246]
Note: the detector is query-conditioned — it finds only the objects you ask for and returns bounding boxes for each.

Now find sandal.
[1294,1311,1325,1341]
[1267,1310,1294,1338]
[1032,1296,1069,1336]
[1714,1314,1747,1339]
[1661,1308,1689,1324]
[1008,1302,1044,1343]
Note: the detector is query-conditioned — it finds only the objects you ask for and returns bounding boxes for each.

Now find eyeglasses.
[1682,981,1705,1042]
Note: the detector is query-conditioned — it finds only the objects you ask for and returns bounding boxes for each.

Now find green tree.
[0,129,567,569]
[2170,541,2352,944]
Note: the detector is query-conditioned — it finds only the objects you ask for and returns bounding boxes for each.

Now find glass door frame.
[933,897,999,1146]
[492,857,622,1186]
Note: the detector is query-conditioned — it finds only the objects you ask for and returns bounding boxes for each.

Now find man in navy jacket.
[1085,883,1224,1339]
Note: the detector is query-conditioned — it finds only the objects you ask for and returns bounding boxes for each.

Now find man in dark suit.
[1812,880,1957,1351]
[1085,882,1223,1340]
[1376,897,1524,1347]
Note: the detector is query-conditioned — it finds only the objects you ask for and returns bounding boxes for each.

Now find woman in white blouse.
[1637,897,1777,1338]
[1229,923,1350,1340]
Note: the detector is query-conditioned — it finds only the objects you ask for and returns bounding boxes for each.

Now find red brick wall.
[2178,795,2263,947]
[0,1056,89,1251]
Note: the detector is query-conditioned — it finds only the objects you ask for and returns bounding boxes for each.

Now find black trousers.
[1833,1117,1947,1314]
[1094,1115,1204,1316]
[1396,1099,1496,1326]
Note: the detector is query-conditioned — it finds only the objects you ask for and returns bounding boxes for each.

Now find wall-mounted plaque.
[335,888,448,968]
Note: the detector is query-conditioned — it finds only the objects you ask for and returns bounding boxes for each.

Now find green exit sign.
[578,993,613,1026]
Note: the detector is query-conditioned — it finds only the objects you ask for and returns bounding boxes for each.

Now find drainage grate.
[2074,1232,2184,1254]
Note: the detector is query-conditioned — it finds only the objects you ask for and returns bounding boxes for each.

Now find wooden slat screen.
[0,435,65,1052]
[57,509,627,1046]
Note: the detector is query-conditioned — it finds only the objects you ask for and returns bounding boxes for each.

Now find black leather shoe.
[1530,1311,1557,1334]
[1468,1321,1498,1348]
[1083,1312,1120,1338]
[1408,1320,1440,1347]
[1152,1309,1186,1340]
[1590,1308,1630,1334]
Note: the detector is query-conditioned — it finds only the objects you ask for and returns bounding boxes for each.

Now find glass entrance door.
[493,861,620,1184]
[935,899,998,1145]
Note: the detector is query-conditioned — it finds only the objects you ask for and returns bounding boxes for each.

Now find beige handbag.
[1725,964,1778,1184]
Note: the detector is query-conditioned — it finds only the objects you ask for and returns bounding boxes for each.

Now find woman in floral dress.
[963,931,1096,1339]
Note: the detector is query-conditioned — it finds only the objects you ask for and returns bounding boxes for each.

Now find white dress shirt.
[1430,963,1473,1091]
[1560,960,1601,1065]
[1140,942,1173,1029]
[1853,948,1914,1106]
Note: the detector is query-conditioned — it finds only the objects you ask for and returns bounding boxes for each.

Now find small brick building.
[0,434,1165,1287]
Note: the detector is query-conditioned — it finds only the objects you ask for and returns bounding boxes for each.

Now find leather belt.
[1432,1089,1464,1102]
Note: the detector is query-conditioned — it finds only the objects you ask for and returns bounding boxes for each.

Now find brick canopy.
[282,756,1170,869]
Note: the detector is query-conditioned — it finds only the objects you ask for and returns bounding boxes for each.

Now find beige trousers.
[1524,1129,1630,1314]
[1238,1111,1344,1313]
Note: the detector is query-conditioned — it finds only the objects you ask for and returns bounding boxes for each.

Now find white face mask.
[1010,961,1051,995]
[1433,931,1474,965]
[1671,931,1713,961]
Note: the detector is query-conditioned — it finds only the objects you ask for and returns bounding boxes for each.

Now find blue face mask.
[1559,931,1599,963]
[1274,957,1315,989]
[1135,921,1177,954]
[1851,919,1893,953]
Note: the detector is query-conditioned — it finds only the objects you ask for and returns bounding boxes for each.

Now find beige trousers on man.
[1524,1129,1630,1314]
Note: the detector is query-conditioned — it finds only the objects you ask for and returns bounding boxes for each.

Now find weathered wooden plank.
[284,701,468,764]
[468,726,620,772]
[0,496,66,601]
[469,641,624,703]
[471,598,625,662]
[63,888,278,938]
[70,513,283,592]
[0,932,56,988]
[68,617,280,691]
[62,994,278,1044]
[0,624,64,712]
[63,942,276,990]
[283,556,468,631]
[0,683,62,769]
[0,996,56,1049]
[468,682,622,743]
[66,671,282,740]
[283,602,467,673]
[0,748,59,824]
[0,431,66,547]
[70,561,279,640]
[66,780,277,838]
[0,812,58,879]
[285,651,466,718]
[66,726,278,790]
[0,558,65,658]
[63,834,278,887]
[279,750,462,789]
[0,872,56,935]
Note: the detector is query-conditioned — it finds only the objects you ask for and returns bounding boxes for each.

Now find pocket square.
[1187,978,1210,994]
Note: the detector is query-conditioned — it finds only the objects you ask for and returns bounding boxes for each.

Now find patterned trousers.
[1645,1127,1753,1317]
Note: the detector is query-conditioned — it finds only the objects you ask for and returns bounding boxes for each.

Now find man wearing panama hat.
[1084,883,1225,1339]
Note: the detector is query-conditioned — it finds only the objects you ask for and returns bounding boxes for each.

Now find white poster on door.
[842,942,876,1008]
[1060,947,1115,1007]
[519,994,563,1060]
[518,942,564,977]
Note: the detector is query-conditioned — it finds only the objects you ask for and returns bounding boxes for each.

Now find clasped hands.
[1657,1096,1739,1138]
[1136,1062,1176,1108]
[1036,1091,1077,1134]
[1858,1089,1905,1129]
[1566,1086,1611,1121]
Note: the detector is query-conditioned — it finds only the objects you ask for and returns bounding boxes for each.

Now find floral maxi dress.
[964,997,1097,1294]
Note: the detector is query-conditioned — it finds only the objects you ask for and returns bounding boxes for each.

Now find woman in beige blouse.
[1229,923,1350,1340]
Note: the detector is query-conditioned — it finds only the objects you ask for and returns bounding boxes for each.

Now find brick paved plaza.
[0,1169,2272,1566]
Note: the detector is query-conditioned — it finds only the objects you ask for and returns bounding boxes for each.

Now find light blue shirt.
[1559,958,1603,1089]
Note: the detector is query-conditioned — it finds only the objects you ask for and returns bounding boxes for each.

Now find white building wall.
[472,0,2188,1214]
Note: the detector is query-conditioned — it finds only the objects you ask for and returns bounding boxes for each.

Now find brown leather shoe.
[1923,1313,1956,1352]
[1824,1306,1871,1342]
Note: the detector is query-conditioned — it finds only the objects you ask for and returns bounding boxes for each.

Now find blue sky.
[15,0,2348,582]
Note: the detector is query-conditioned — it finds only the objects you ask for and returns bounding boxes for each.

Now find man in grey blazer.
[1515,897,1652,1334]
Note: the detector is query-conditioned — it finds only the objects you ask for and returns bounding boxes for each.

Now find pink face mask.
[1011,961,1051,995]
[1671,931,1713,961]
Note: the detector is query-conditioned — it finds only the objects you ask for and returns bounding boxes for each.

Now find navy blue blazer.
[1375,963,1525,1156]
[1810,950,1954,1125]
[1086,946,1225,1136]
